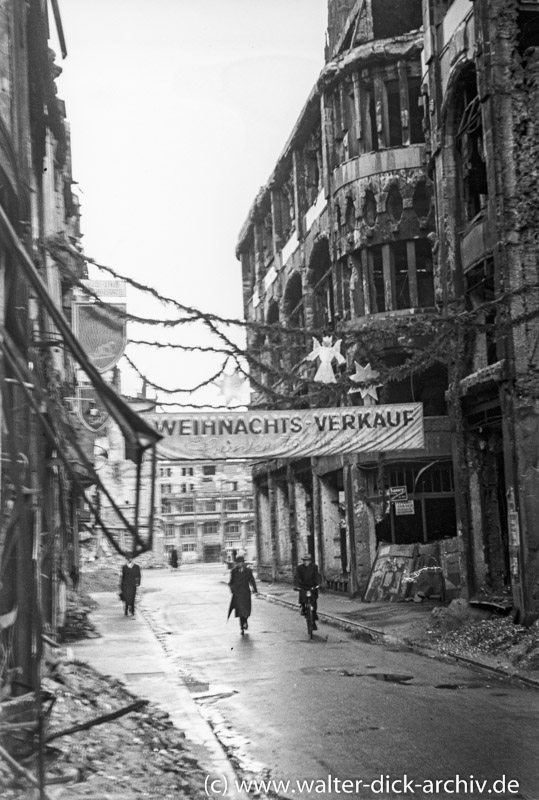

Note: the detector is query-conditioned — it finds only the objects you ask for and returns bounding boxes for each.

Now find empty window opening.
[371,248,386,313]
[386,80,403,147]
[408,77,424,144]
[416,239,435,307]
[393,241,410,309]
[412,181,430,218]
[372,0,423,40]
[455,67,488,222]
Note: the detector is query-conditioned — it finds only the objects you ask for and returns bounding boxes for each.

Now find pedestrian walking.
[120,556,141,617]
[228,556,257,634]
[169,547,179,571]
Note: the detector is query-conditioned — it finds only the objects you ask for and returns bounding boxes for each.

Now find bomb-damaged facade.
[236,0,539,619]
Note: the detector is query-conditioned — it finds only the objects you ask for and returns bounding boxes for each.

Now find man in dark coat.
[228,556,257,634]
[169,547,179,570]
[120,557,141,616]
[294,553,321,630]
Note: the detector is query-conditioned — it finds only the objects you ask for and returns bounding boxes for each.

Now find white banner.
[147,404,424,461]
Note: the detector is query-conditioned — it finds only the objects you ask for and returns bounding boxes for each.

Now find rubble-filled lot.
[1,565,209,799]
[1,657,208,799]
[417,600,539,677]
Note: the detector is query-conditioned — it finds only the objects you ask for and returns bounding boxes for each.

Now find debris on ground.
[62,590,100,642]
[419,599,539,675]
[1,658,208,799]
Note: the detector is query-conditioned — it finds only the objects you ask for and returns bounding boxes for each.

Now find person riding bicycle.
[294,552,321,630]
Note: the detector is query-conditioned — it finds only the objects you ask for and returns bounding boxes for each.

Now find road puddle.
[322,667,414,683]
[182,676,210,693]
[435,682,489,690]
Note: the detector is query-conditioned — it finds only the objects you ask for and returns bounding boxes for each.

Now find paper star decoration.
[306,336,346,383]
[349,362,381,405]
[214,368,251,406]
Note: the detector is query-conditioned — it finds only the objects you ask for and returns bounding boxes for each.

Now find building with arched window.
[236,0,539,620]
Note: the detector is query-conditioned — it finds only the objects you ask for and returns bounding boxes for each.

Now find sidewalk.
[60,591,249,800]
[254,579,539,689]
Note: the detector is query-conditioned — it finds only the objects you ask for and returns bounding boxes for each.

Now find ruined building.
[236,0,539,620]
[0,0,160,716]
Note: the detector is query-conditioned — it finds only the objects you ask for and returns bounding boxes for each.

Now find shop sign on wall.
[148,403,424,461]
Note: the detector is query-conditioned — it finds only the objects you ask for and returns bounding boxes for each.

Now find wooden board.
[362,543,417,602]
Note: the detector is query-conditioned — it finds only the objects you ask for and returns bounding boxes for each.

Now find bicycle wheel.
[305,603,313,638]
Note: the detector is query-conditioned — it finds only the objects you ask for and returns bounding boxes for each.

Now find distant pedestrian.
[169,547,179,571]
[227,556,257,634]
[120,557,141,617]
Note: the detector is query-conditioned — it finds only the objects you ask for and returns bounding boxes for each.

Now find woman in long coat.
[120,557,141,616]
[228,557,257,634]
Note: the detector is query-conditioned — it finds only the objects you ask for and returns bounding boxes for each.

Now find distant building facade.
[158,460,255,564]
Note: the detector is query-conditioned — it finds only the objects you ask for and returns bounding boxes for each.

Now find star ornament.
[214,369,251,406]
[349,362,381,405]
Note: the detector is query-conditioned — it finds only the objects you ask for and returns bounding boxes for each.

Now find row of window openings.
[178,539,249,553]
[166,523,255,537]
[269,239,435,343]
[159,465,216,478]
[161,499,254,513]
[332,75,424,164]
[252,74,485,290]
[244,76,425,278]
[311,240,434,329]
[161,481,240,494]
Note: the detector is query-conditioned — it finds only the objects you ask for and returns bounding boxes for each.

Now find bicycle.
[295,585,319,639]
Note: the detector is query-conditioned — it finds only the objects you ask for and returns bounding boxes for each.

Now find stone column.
[319,475,340,578]
[294,480,310,559]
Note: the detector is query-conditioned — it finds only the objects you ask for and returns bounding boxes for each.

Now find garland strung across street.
[44,235,539,413]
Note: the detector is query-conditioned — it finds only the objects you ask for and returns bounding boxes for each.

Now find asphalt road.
[141,565,539,800]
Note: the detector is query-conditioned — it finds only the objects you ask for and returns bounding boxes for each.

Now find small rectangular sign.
[389,486,408,501]
[394,500,415,516]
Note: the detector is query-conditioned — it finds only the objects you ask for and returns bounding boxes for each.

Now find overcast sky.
[55,0,328,405]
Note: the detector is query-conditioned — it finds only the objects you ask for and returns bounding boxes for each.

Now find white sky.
[55,0,328,405]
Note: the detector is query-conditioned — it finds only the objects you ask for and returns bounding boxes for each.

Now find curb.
[256,590,539,690]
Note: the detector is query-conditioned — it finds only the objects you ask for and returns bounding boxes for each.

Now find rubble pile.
[62,591,100,642]
[79,565,122,594]
[2,659,207,799]
[424,604,539,674]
